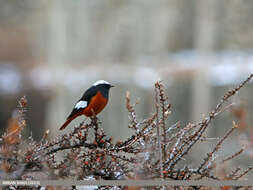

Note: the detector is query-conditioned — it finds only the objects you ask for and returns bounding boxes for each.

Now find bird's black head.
[92,80,114,98]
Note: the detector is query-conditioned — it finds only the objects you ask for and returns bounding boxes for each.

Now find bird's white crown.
[92,80,110,86]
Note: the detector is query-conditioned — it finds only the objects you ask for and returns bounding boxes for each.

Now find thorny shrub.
[1,74,253,190]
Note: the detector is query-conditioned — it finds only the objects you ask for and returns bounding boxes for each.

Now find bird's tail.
[59,114,79,130]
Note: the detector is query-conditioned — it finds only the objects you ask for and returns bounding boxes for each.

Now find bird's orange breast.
[82,91,108,117]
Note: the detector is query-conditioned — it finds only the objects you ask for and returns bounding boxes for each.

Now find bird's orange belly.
[83,91,108,117]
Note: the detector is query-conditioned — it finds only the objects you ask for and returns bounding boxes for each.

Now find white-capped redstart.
[59,80,114,130]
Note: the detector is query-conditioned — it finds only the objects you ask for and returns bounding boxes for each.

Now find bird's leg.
[94,117,99,144]
[81,117,88,125]
[90,109,99,144]
[92,116,99,132]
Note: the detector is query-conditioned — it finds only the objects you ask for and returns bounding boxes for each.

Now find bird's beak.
[110,85,115,88]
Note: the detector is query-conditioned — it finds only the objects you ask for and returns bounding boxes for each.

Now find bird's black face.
[90,80,114,99]
[100,83,114,89]
[95,83,113,99]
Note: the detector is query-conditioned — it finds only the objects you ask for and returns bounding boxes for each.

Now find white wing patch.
[93,80,110,86]
[75,101,87,109]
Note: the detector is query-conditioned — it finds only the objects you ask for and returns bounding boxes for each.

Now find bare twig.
[197,121,238,174]
[155,82,164,180]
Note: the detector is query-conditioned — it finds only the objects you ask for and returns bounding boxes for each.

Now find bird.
[59,80,114,130]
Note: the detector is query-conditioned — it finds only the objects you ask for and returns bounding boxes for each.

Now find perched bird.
[59,80,114,130]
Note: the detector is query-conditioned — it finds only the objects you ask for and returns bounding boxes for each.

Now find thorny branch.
[155,81,164,180]
[197,121,238,175]
[165,74,253,172]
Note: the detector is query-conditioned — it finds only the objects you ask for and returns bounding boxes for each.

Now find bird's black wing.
[66,86,97,119]
[80,86,97,102]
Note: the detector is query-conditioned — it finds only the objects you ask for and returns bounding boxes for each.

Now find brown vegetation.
[1,75,253,190]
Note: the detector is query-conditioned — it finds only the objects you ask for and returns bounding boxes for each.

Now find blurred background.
[1,0,253,170]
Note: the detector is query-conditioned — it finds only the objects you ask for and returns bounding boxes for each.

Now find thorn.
[232,121,238,129]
